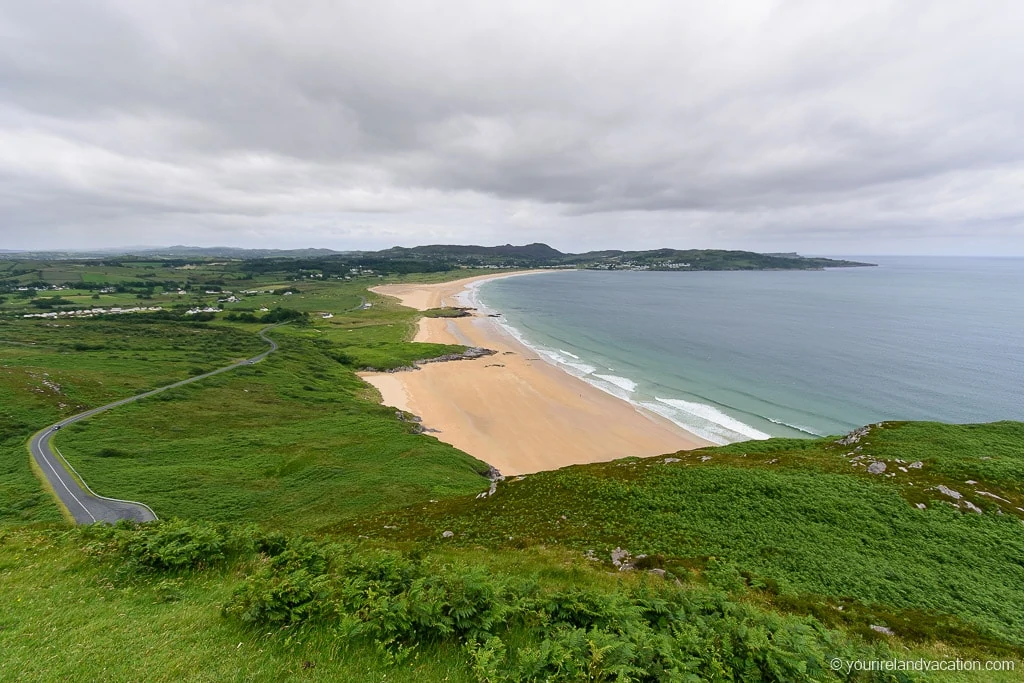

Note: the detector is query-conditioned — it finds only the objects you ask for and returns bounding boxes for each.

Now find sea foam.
[764,417,824,437]
[475,279,772,445]
[593,374,638,392]
[640,398,772,445]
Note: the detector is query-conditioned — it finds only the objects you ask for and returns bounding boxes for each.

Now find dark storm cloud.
[0,0,1022,253]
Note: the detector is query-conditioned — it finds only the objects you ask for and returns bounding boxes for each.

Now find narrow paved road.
[28,325,281,524]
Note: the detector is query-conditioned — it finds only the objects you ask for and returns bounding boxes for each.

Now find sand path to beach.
[359,271,711,476]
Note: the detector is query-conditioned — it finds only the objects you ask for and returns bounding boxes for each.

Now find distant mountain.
[0,246,346,260]
[133,245,345,259]
[378,243,565,260]
[1,242,875,271]
[565,248,874,271]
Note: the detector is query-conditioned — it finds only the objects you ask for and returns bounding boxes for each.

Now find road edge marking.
[51,444,159,521]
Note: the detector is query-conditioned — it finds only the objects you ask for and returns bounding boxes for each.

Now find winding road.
[28,325,281,524]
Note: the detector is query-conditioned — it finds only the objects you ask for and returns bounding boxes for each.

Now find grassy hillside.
[2,264,1022,680]
[25,281,489,530]
[361,423,1024,652]
[5,522,1001,683]
[0,317,268,523]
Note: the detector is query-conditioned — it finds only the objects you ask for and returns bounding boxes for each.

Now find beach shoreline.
[359,271,712,476]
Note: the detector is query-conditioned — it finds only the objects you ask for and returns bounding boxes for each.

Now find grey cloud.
[0,0,1022,253]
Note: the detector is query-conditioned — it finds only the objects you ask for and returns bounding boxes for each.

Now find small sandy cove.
[359,271,711,476]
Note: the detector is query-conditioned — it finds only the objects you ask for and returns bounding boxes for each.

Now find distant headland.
[2,243,875,271]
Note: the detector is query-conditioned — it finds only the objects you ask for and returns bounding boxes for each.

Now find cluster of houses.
[13,285,69,292]
[586,262,692,271]
[23,306,164,319]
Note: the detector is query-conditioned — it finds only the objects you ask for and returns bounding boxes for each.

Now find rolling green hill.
[1,260,1019,682]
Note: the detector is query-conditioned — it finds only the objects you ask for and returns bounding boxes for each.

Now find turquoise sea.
[475,257,1024,444]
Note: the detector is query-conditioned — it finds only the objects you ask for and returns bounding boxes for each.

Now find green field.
[1,258,1022,681]
[0,317,268,523]
[52,319,488,530]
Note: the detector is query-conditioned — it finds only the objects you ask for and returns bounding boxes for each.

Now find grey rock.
[648,568,667,577]
[908,461,923,469]
[977,491,1011,503]
[870,625,894,636]
[611,547,635,570]
[963,501,983,514]
[663,457,681,464]
[936,485,962,500]
[442,530,454,538]
[867,461,887,474]
[836,426,871,446]
[475,466,504,499]
[700,456,712,462]
[916,503,927,510]
[382,347,500,373]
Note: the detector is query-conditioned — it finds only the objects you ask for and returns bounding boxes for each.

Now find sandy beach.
[359,271,711,476]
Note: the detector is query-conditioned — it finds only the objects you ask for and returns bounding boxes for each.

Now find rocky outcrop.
[419,347,497,364]
[963,501,983,514]
[836,426,871,446]
[364,347,498,373]
[611,547,633,570]
[476,466,505,499]
[867,461,887,474]
[395,410,439,434]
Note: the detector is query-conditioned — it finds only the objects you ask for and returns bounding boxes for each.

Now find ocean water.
[474,258,1024,444]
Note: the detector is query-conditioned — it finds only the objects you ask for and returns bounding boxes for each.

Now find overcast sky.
[1,1,1022,255]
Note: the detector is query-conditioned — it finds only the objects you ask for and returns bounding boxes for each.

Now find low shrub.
[85,519,266,572]
[220,542,910,681]
[83,523,912,680]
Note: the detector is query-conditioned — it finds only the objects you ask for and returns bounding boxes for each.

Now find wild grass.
[0,526,476,682]
[49,289,484,531]
[0,318,266,523]
[362,422,1024,650]
[14,522,1009,682]
[3,264,1023,679]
